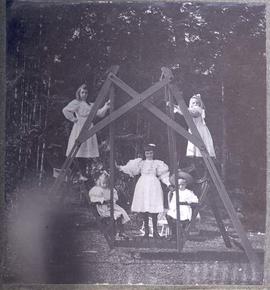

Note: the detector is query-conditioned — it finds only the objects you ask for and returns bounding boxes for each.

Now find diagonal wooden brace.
[79,76,172,144]
[170,84,260,266]
[108,74,204,149]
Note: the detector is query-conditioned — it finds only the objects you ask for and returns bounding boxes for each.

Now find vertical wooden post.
[165,86,174,169]
[165,85,182,251]
[221,78,227,181]
[109,86,115,236]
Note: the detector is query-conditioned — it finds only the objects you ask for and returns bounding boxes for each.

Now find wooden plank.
[77,65,119,143]
[208,191,233,248]
[109,74,202,148]
[114,238,177,249]
[171,84,260,266]
[109,86,115,234]
[166,86,184,252]
[165,86,175,169]
[203,156,260,265]
[79,76,172,143]
[49,142,80,194]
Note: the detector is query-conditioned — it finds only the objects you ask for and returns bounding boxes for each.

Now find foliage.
[6,2,266,207]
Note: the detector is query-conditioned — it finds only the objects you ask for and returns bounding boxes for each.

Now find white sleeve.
[96,103,108,118]
[113,189,119,202]
[174,105,183,115]
[62,100,80,122]
[119,158,142,177]
[156,161,170,186]
[186,190,199,203]
[89,186,104,203]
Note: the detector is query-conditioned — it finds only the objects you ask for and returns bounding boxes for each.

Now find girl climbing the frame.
[62,84,110,181]
[172,93,216,177]
[115,144,170,239]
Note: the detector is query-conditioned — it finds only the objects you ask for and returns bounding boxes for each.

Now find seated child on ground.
[89,171,130,239]
[166,171,199,240]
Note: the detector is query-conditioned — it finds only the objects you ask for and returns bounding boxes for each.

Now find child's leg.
[116,216,124,234]
[151,213,161,239]
[142,212,149,237]
[166,214,176,239]
[77,157,88,178]
[181,220,190,230]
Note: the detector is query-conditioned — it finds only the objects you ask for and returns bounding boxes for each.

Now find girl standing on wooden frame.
[63,84,110,181]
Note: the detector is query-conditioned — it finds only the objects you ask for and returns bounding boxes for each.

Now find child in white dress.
[173,93,215,158]
[166,171,198,240]
[62,84,110,181]
[116,144,170,239]
[173,93,216,177]
[89,171,130,239]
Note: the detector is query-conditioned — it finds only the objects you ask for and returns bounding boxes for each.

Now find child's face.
[98,175,109,188]
[80,88,88,101]
[144,150,154,160]
[178,179,187,190]
[190,98,201,108]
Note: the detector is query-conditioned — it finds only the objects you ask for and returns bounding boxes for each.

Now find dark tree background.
[6,2,266,212]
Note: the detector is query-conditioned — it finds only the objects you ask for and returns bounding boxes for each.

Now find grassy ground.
[2,181,265,285]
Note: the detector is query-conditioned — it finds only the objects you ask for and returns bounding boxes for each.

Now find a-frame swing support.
[51,66,259,266]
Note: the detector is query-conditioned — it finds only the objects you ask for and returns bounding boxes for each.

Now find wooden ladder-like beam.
[170,83,259,266]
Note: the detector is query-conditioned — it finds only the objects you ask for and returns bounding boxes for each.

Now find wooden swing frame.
[51,65,260,266]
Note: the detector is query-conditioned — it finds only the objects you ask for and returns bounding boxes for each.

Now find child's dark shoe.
[119,232,129,240]
[153,231,162,239]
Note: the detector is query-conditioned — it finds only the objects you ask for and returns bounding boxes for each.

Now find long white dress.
[62,100,99,158]
[167,188,198,221]
[119,158,170,213]
[89,186,130,224]
[186,106,216,158]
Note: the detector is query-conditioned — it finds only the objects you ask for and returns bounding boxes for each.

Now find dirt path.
[2,187,265,285]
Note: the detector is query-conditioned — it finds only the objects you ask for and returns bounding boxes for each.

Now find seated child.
[166,171,199,240]
[89,171,130,240]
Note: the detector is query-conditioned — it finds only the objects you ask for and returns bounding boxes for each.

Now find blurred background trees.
[6,2,266,212]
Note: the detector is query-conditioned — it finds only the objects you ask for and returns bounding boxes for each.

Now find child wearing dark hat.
[116,144,170,239]
[166,170,199,240]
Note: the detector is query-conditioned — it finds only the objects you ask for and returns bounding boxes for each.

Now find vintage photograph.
[3,0,266,285]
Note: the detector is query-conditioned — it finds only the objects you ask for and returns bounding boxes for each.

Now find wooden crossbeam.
[208,192,233,248]
[108,74,203,149]
[170,84,259,266]
[78,76,172,144]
